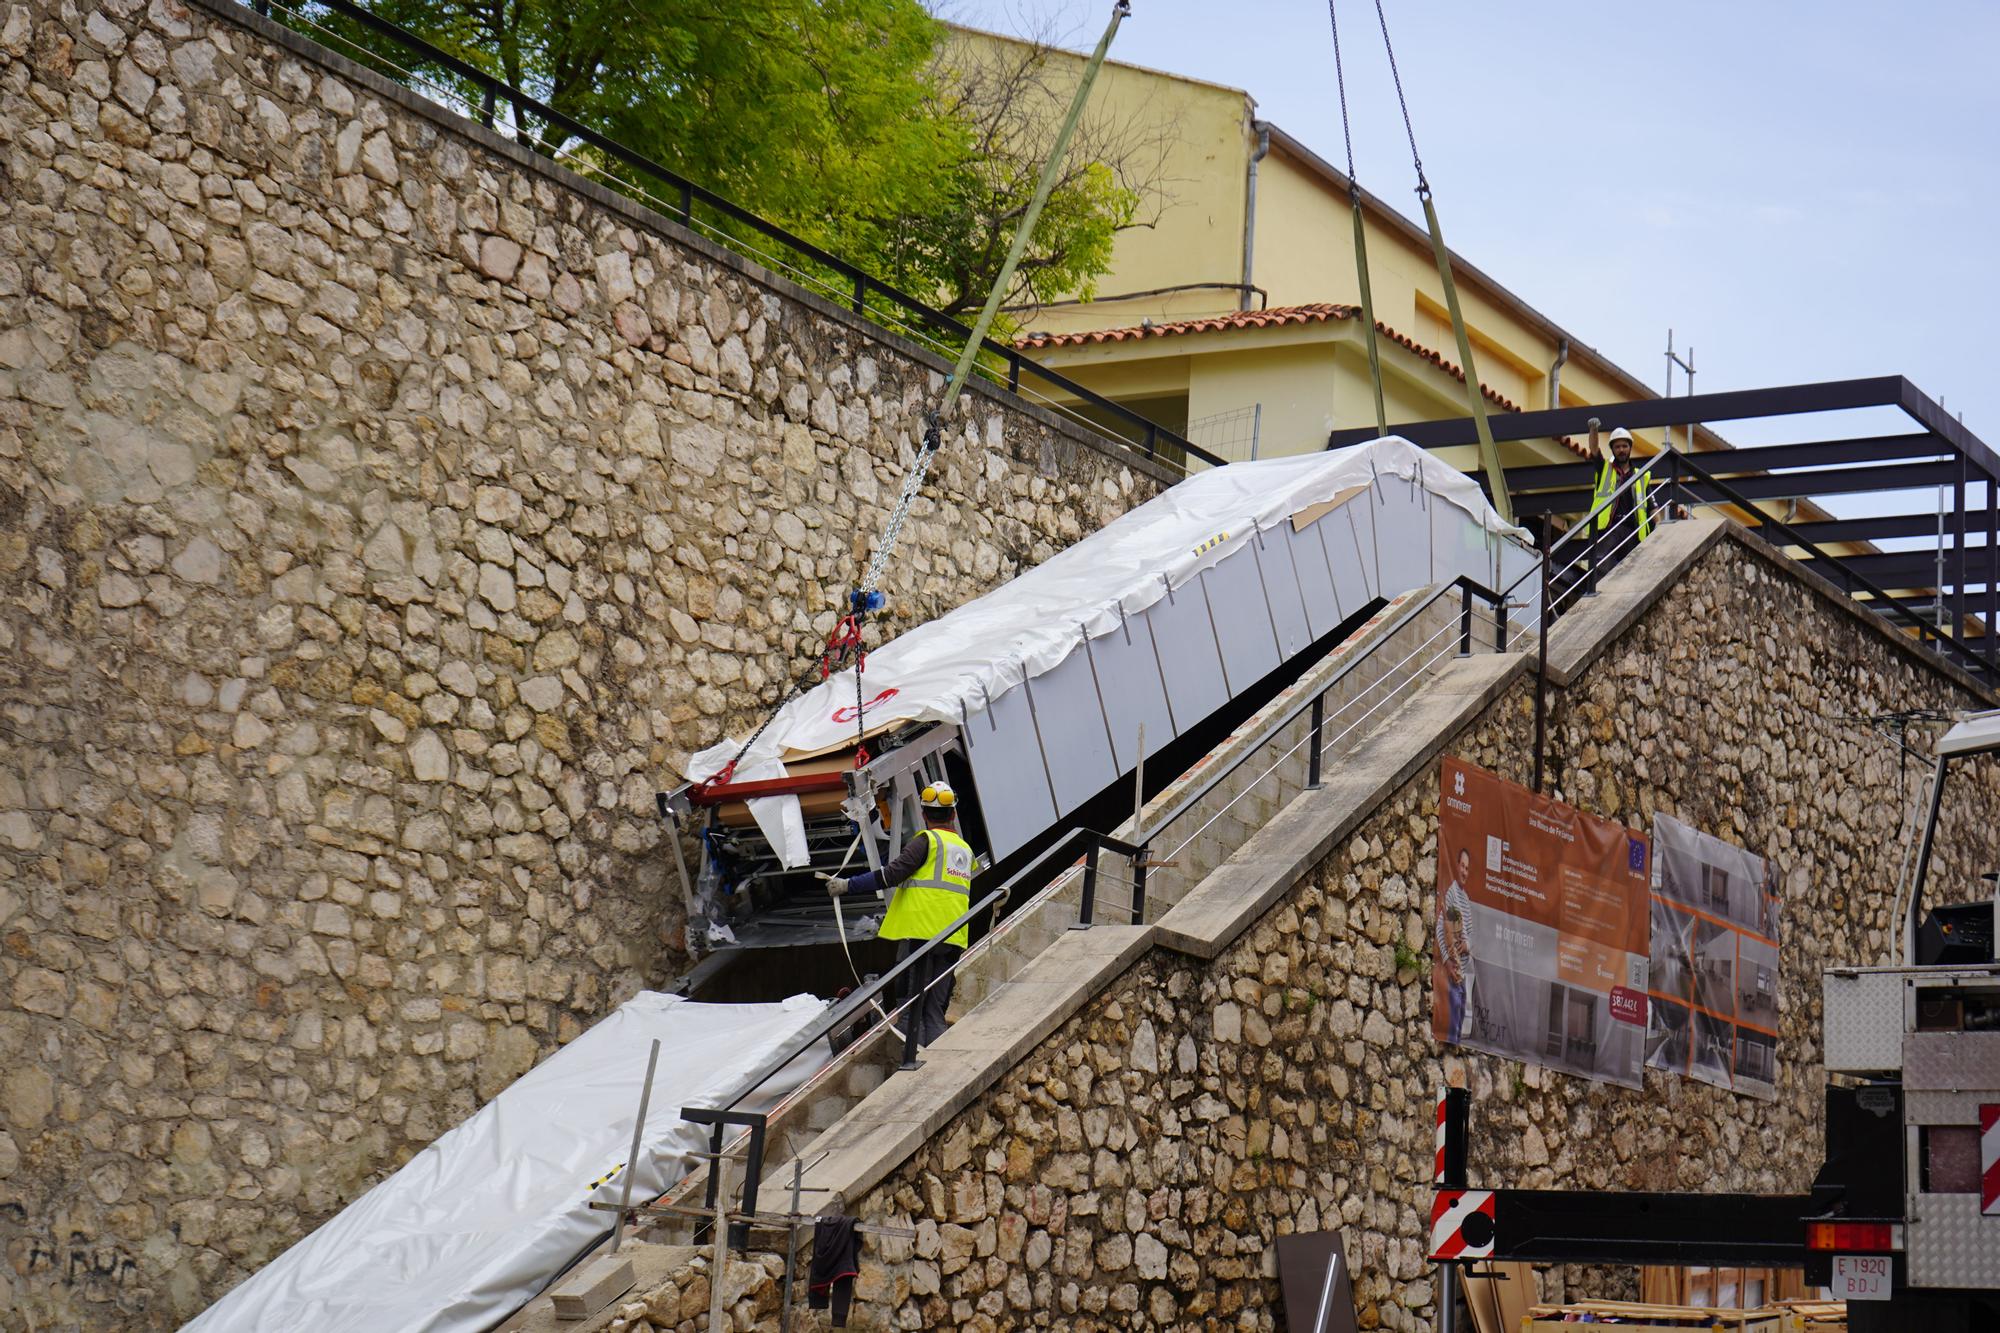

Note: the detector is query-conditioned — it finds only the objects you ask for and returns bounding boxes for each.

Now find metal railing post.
[1008,357,1021,392]
[898,978,923,1071]
[1073,841,1099,929]
[695,1122,725,1245]
[852,274,866,314]
[1458,583,1473,656]
[1533,550,1551,793]
[1307,693,1325,789]
[1495,596,1508,654]
[1584,516,1603,597]
[1131,851,1148,925]
[1954,452,1968,659]
[1987,468,1997,673]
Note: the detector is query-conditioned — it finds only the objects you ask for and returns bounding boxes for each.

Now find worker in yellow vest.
[1590,427,1654,575]
[826,781,973,1047]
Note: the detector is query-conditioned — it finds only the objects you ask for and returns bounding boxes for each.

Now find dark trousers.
[892,938,962,1047]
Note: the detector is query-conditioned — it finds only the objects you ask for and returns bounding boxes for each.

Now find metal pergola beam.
[1766,513,1965,545]
[1495,432,1946,494]
[1514,459,1965,517]
[1332,376,1909,448]
[1875,592,1992,625]
[1378,376,2000,684]
[1332,376,2000,483]
[1805,546,1993,588]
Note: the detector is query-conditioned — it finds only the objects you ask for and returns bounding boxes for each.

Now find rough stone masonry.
[0,0,1165,1325]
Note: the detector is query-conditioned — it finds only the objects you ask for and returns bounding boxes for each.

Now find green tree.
[282,0,1152,319]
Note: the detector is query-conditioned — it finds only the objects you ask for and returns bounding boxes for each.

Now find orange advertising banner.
[1432,757,1652,1087]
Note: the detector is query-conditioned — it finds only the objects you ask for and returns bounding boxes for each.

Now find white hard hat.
[919,781,957,810]
[1607,428,1635,446]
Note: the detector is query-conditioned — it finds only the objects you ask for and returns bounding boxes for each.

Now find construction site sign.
[1432,758,1651,1088]
[1644,813,1781,1101]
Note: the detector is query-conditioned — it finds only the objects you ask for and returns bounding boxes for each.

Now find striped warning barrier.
[1429,1188,1496,1260]
[1981,1104,1999,1217]
[1435,1091,1447,1184]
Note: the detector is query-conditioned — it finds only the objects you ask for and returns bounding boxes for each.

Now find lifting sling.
[1327,0,1514,524]
[1325,0,1388,439]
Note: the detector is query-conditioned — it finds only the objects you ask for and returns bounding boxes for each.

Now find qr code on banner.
[1486,835,1503,872]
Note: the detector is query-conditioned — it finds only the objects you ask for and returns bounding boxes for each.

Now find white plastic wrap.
[688,438,1525,858]
[183,992,824,1333]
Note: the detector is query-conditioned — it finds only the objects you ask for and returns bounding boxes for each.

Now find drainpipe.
[1547,336,1569,410]
[1240,119,1271,311]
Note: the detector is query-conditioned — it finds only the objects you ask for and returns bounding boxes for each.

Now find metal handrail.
[246,0,1216,469]
[706,825,1114,1112]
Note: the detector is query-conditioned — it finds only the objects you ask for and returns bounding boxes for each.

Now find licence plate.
[1833,1254,1891,1301]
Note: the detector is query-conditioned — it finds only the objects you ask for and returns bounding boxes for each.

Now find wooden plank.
[547,1253,635,1322]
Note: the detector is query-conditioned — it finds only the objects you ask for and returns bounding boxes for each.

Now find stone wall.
[606,533,2000,1333]
[0,0,1167,1325]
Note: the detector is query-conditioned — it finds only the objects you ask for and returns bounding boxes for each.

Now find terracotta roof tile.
[1012,303,1587,456]
[1014,303,1358,348]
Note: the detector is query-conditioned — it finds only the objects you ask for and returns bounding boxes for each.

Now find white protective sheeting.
[688,438,1526,861]
[183,992,824,1333]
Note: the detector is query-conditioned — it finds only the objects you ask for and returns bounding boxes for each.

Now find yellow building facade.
[953,27,1714,474]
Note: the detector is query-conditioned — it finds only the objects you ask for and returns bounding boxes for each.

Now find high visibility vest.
[878,828,973,947]
[1593,459,1652,541]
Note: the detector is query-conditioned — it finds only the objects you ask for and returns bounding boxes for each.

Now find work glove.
[825,876,849,898]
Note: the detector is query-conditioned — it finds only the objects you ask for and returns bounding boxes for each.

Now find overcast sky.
[942,0,2000,453]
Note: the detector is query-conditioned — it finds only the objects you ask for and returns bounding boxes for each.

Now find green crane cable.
[938,0,1132,422]
[1369,0,1512,523]
[1327,0,1389,438]
[856,0,1133,600]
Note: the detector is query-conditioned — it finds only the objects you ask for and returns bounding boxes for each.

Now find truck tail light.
[1806,1221,1903,1252]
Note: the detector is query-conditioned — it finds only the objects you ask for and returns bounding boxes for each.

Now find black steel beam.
[1495,432,1946,495]
[1516,459,1965,517]
[1331,377,1910,450]
[1876,593,1992,622]
[1900,379,2000,482]
[1767,513,1962,545]
[1490,1189,1818,1267]
[1806,546,1994,588]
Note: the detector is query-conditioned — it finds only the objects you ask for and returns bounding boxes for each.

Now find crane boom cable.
[1366,0,1511,521]
[1326,0,1389,438]
[857,0,1132,601]
[699,2,1133,791]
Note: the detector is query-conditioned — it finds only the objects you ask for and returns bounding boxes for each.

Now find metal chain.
[858,414,941,599]
[1371,0,1428,193]
[1327,0,1358,184]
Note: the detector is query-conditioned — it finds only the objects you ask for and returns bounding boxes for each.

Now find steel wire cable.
[1370,0,1428,192]
[1327,0,1358,183]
